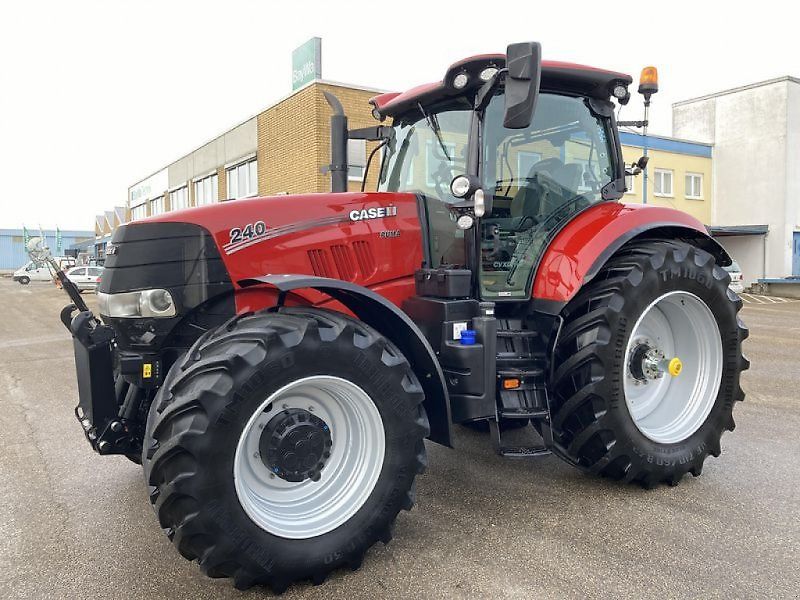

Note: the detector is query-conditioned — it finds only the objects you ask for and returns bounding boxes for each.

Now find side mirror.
[503,41,542,129]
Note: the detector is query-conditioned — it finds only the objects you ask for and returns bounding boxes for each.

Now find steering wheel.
[529,157,564,177]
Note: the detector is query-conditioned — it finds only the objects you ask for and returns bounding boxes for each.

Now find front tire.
[142,308,428,592]
[549,240,748,487]
[18,276,30,285]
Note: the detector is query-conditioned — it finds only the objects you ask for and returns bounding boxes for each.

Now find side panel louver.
[307,248,334,277]
[330,245,356,281]
[352,241,377,278]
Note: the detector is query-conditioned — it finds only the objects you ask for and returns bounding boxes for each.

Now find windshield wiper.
[418,102,451,162]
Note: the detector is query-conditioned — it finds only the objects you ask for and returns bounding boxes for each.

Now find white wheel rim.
[234,376,385,539]
[623,291,723,444]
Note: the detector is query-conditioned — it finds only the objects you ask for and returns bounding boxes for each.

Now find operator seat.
[510,161,583,222]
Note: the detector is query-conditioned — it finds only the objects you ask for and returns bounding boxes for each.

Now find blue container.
[460,329,477,345]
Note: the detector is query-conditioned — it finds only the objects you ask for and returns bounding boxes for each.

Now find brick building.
[126,80,384,228]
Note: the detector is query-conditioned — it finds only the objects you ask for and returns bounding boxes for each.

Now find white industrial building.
[673,77,800,285]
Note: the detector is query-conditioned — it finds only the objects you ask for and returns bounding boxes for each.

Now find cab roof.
[370,53,632,118]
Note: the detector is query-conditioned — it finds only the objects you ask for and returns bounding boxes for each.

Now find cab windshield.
[378,91,616,299]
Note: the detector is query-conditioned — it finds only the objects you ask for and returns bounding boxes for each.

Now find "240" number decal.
[229,221,267,245]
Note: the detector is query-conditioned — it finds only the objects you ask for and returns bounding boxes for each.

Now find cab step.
[496,329,539,338]
[499,407,549,419]
[497,367,544,379]
[491,322,553,458]
[488,419,551,458]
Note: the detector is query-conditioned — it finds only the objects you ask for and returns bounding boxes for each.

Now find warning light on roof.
[638,66,659,96]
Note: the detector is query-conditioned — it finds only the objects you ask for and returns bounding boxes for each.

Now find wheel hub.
[629,342,666,382]
[260,408,332,482]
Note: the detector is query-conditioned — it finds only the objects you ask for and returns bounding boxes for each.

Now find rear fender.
[532,203,731,314]
[240,274,452,447]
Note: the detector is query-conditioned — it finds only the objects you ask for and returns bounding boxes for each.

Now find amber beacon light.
[638,66,659,97]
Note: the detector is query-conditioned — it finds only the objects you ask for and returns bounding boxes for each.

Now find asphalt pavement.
[0,277,798,599]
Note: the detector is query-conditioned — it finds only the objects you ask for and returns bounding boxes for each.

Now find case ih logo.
[349,205,397,222]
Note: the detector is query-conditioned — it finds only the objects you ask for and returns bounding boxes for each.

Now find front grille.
[99,222,234,350]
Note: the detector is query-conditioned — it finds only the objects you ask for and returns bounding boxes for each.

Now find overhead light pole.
[638,67,659,204]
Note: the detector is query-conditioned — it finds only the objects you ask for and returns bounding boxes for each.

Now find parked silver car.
[724,260,745,294]
[65,266,103,292]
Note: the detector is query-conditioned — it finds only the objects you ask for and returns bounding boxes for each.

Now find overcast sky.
[0,0,793,230]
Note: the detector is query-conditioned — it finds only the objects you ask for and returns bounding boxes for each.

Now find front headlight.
[97,289,177,318]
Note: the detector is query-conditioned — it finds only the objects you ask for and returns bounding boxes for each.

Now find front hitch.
[66,306,139,455]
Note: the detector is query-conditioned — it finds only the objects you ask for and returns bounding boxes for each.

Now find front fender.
[240,274,452,447]
[532,202,731,312]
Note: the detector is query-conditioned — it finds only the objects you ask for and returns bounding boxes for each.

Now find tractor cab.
[373,46,631,301]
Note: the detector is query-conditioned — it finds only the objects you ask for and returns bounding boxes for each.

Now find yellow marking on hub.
[668,357,682,377]
[142,363,152,378]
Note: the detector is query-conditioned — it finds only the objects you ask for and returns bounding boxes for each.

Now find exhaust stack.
[323,91,348,193]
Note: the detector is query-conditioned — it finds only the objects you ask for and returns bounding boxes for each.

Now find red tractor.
[59,42,747,592]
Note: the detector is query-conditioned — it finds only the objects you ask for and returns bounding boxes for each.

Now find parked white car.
[13,261,54,284]
[724,260,745,294]
[65,266,103,292]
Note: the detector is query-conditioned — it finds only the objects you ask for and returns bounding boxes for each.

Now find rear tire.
[549,240,748,487]
[142,308,428,592]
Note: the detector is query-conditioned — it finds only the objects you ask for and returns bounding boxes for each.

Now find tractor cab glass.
[378,91,615,300]
[479,93,614,299]
[378,99,472,266]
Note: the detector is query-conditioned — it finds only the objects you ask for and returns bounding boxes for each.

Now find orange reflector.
[502,378,521,390]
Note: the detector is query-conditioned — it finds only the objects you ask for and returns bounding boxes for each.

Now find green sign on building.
[292,37,322,90]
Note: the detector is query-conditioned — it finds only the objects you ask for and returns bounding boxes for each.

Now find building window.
[131,204,147,221]
[572,157,593,192]
[194,173,218,206]
[150,196,165,216]
[348,139,367,181]
[227,157,258,199]
[517,151,542,182]
[170,186,188,211]
[625,174,635,194]
[685,173,703,199]
[653,168,673,197]
[426,140,457,187]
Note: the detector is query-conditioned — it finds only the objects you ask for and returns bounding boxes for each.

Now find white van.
[13,261,54,284]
